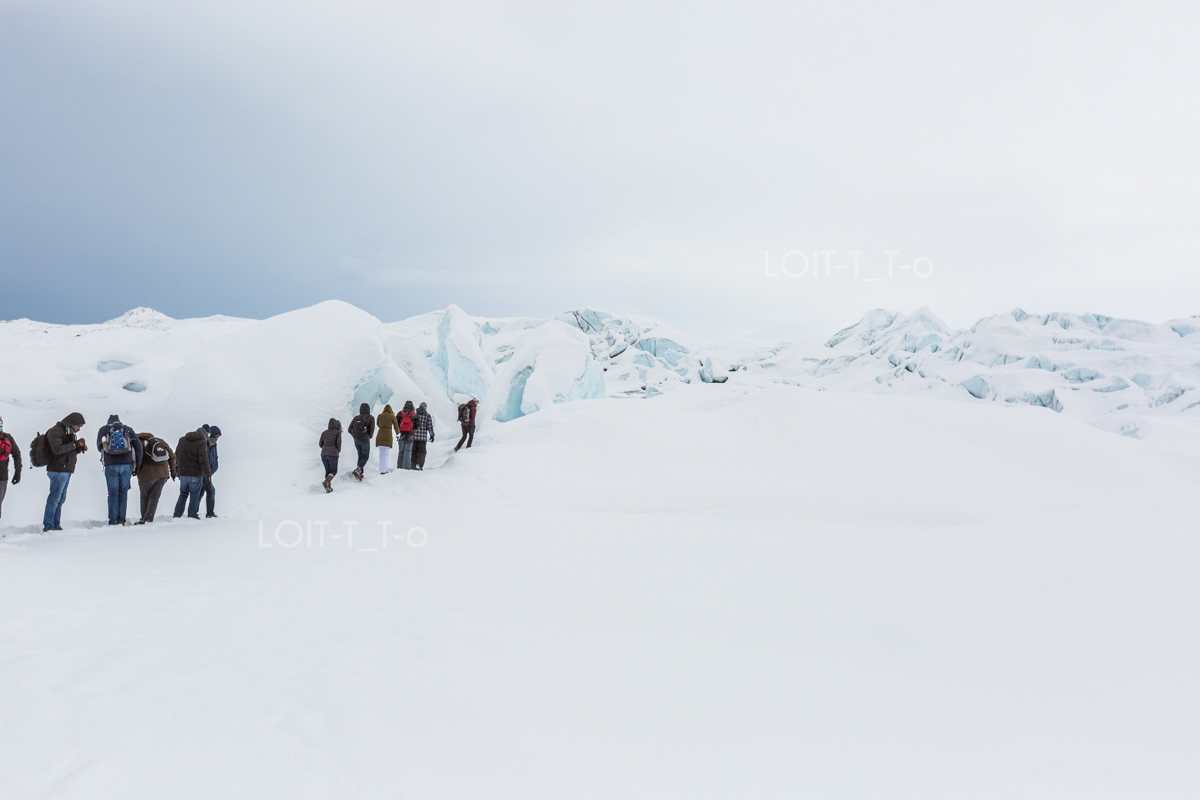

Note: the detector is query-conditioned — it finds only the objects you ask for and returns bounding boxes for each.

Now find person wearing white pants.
[375,404,398,475]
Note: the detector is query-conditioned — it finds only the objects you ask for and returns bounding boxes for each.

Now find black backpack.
[457,404,471,423]
[29,432,50,468]
[147,438,170,463]
[348,415,367,440]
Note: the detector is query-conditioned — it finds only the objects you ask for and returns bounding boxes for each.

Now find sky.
[2,0,1198,342]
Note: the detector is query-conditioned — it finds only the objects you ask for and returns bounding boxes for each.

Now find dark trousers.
[0,479,7,518]
[174,476,205,518]
[139,477,168,522]
[456,424,475,450]
[412,441,428,469]
[397,438,414,469]
[354,439,370,472]
[198,477,215,516]
[322,455,338,477]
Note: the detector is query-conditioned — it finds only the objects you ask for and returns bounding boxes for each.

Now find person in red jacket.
[0,416,22,520]
[454,398,478,452]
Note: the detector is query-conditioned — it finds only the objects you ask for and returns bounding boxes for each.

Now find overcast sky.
[2,0,1198,341]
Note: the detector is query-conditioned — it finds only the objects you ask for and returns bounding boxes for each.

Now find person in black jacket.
[173,429,211,520]
[97,414,144,526]
[43,412,86,532]
[0,416,22,519]
[198,424,221,518]
[347,403,375,481]
[319,418,342,493]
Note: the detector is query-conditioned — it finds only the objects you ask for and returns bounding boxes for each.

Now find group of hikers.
[0,413,221,532]
[318,397,477,492]
[0,396,482,527]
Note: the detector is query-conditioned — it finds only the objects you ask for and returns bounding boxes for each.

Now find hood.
[359,403,371,415]
[137,432,155,442]
[468,398,478,407]
[327,418,342,431]
[62,412,86,428]
[107,414,121,425]
[382,404,394,414]
[402,401,415,413]
[185,431,206,442]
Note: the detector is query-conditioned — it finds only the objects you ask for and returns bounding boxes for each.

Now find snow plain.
[2,303,1199,798]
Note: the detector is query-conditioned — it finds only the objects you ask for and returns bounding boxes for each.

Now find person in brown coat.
[375,404,398,474]
[135,432,177,524]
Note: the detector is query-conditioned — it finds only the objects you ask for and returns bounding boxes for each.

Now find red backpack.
[398,412,414,432]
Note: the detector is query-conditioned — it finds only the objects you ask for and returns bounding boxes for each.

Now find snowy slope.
[2,303,1200,797]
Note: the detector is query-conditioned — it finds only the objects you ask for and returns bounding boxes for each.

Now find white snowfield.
[2,303,1199,798]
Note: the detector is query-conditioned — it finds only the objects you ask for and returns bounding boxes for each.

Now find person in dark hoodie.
[411,402,434,470]
[0,416,22,520]
[44,412,86,532]
[134,432,176,524]
[347,403,375,481]
[454,397,478,452]
[319,418,342,492]
[97,414,144,526]
[198,424,221,518]
[174,428,212,519]
[396,401,416,470]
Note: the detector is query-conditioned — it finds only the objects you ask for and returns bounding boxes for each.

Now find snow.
[3,302,1200,797]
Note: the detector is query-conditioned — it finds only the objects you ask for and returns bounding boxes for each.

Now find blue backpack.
[103,425,132,455]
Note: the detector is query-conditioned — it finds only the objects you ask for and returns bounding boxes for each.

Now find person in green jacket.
[375,404,398,474]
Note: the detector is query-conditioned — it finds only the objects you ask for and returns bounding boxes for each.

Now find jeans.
[44,471,72,531]
[397,439,414,470]
[139,477,168,522]
[378,445,392,474]
[174,476,205,518]
[322,455,338,477]
[412,441,428,470]
[354,439,370,472]
[199,477,216,516]
[105,464,133,524]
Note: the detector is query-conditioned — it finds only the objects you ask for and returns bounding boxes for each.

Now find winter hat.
[107,414,121,425]
[418,402,427,410]
[208,425,222,438]
[63,412,86,428]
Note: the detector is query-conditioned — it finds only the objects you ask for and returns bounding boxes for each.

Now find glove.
[11,471,19,485]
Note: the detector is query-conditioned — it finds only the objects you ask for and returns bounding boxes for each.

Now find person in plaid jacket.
[411,403,435,470]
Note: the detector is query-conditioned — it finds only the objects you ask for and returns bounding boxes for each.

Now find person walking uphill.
[97,414,144,526]
[0,417,22,520]
[174,429,211,519]
[396,401,416,470]
[42,412,86,532]
[134,432,176,524]
[375,404,399,474]
[455,398,478,452]
[412,402,434,470]
[198,425,221,518]
[347,403,375,481]
[319,418,342,493]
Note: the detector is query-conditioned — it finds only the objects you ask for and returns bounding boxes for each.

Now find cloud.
[2,0,1199,339]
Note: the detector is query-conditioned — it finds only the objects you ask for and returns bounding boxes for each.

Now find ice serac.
[485,320,605,423]
[433,304,493,401]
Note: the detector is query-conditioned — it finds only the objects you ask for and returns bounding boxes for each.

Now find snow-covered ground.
[2,303,1199,797]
